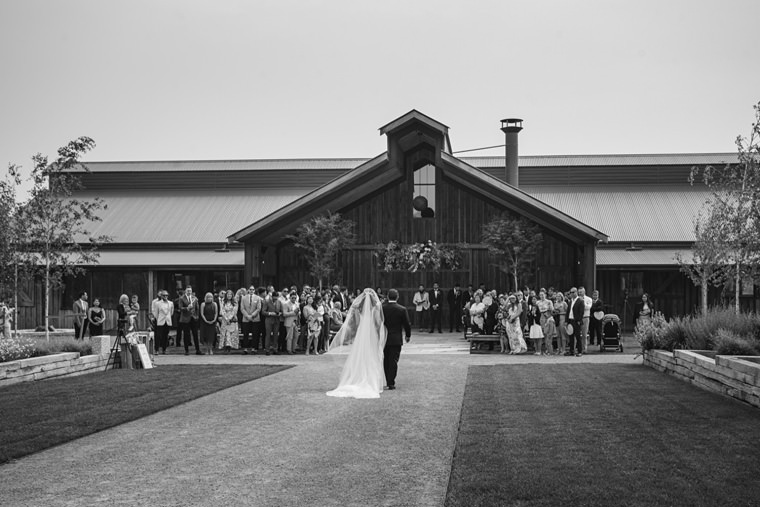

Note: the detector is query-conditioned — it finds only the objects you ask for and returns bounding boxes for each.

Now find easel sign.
[135,343,153,369]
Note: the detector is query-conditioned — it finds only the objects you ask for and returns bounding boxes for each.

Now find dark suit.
[178,294,201,354]
[382,300,412,388]
[428,289,443,333]
[568,296,585,355]
[447,289,463,332]
[589,297,604,345]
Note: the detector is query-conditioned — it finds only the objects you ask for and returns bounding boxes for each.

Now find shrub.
[658,315,689,351]
[634,311,669,352]
[31,337,92,358]
[713,328,760,356]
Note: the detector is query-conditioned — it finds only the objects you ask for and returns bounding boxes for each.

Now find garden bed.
[643,349,760,408]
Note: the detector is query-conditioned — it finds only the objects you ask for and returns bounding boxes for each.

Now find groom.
[382,288,412,390]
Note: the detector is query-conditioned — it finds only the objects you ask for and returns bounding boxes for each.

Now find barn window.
[413,164,435,218]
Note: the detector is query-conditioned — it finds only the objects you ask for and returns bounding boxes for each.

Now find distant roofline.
[79,152,737,167]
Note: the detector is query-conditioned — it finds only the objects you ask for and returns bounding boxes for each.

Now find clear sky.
[1,0,759,181]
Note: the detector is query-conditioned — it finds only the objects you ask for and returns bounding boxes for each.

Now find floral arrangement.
[375,240,463,272]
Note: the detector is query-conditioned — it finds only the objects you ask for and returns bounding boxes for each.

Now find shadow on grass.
[445,364,760,507]
[0,364,291,464]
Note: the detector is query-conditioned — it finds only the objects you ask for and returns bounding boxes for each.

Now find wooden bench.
[466,333,501,354]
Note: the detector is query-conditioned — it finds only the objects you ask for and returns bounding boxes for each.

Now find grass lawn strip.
[0,364,291,464]
[446,363,760,507]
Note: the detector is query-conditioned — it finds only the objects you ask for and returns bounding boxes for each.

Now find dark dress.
[88,307,104,336]
[199,301,218,346]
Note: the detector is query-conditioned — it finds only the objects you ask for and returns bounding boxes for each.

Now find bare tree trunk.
[735,263,741,315]
[14,258,18,339]
[45,257,50,341]
[700,273,708,315]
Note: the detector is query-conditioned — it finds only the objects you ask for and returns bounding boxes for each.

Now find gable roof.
[228,111,607,245]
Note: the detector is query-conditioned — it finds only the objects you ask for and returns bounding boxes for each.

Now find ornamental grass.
[0,336,93,363]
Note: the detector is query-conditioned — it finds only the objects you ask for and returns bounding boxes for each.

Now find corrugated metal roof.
[78,153,738,173]
[94,249,244,266]
[79,159,370,173]
[78,189,309,243]
[464,153,738,168]
[521,186,710,242]
[597,248,693,266]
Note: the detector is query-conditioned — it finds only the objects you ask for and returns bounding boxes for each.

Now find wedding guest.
[554,292,569,355]
[240,286,262,354]
[178,286,203,355]
[1,299,15,339]
[505,294,527,354]
[537,289,555,356]
[282,292,300,354]
[317,293,331,353]
[153,290,174,354]
[634,293,655,327]
[130,294,141,330]
[261,290,281,355]
[87,298,105,337]
[73,291,89,339]
[447,283,463,333]
[412,284,429,332]
[483,290,498,335]
[589,290,604,346]
[428,282,443,333]
[579,286,593,352]
[303,295,321,355]
[468,291,486,334]
[218,289,239,353]
[199,292,218,355]
[117,294,130,339]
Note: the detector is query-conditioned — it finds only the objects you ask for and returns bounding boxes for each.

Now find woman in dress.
[199,292,218,355]
[326,288,387,399]
[87,298,105,337]
[483,291,498,335]
[554,292,568,355]
[505,294,527,354]
[218,289,239,353]
[303,295,321,355]
[634,293,655,327]
[130,295,140,330]
[537,289,556,356]
[468,292,486,334]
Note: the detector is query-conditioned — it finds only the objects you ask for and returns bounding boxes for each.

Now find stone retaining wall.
[644,349,760,408]
[0,335,116,387]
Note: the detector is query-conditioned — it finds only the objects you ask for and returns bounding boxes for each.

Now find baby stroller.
[600,314,623,352]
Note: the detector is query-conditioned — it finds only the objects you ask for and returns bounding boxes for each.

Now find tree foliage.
[481,214,543,291]
[287,212,355,290]
[689,101,760,314]
[14,137,111,338]
[676,213,727,315]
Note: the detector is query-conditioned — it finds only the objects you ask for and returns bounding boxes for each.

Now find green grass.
[445,364,760,507]
[0,364,291,464]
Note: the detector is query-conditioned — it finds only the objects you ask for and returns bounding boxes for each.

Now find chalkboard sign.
[135,343,153,369]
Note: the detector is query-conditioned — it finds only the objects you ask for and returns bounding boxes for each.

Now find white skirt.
[529,323,544,339]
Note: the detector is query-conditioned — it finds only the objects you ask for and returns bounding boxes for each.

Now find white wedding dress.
[326,288,387,399]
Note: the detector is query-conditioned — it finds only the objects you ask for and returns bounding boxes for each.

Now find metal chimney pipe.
[500,118,523,186]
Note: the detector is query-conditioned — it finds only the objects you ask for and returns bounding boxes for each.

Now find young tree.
[481,214,543,291]
[15,137,111,340]
[676,213,727,315]
[287,212,356,290]
[690,101,760,314]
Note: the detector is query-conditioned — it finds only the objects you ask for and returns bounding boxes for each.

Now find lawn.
[445,364,760,507]
[0,364,291,464]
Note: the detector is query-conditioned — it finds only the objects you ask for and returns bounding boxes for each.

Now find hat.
[565,322,575,335]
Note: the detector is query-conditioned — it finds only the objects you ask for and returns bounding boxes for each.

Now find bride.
[326,288,387,399]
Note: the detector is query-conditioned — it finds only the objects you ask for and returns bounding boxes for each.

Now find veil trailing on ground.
[326,288,387,399]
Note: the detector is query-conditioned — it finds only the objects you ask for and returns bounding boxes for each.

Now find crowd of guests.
[67,282,655,358]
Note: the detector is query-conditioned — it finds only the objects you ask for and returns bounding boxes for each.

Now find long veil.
[326,288,387,398]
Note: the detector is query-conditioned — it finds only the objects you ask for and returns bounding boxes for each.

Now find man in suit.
[428,282,443,333]
[72,292,89,340]
[589,290,604,346]
[178,286,203,355]
[240,285,262,354]
[447,283,463,332]
[261,290,281,355]
[381,288,411,390]
[566,287,585,357]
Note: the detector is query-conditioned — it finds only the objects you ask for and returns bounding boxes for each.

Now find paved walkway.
[2,332,642,507]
